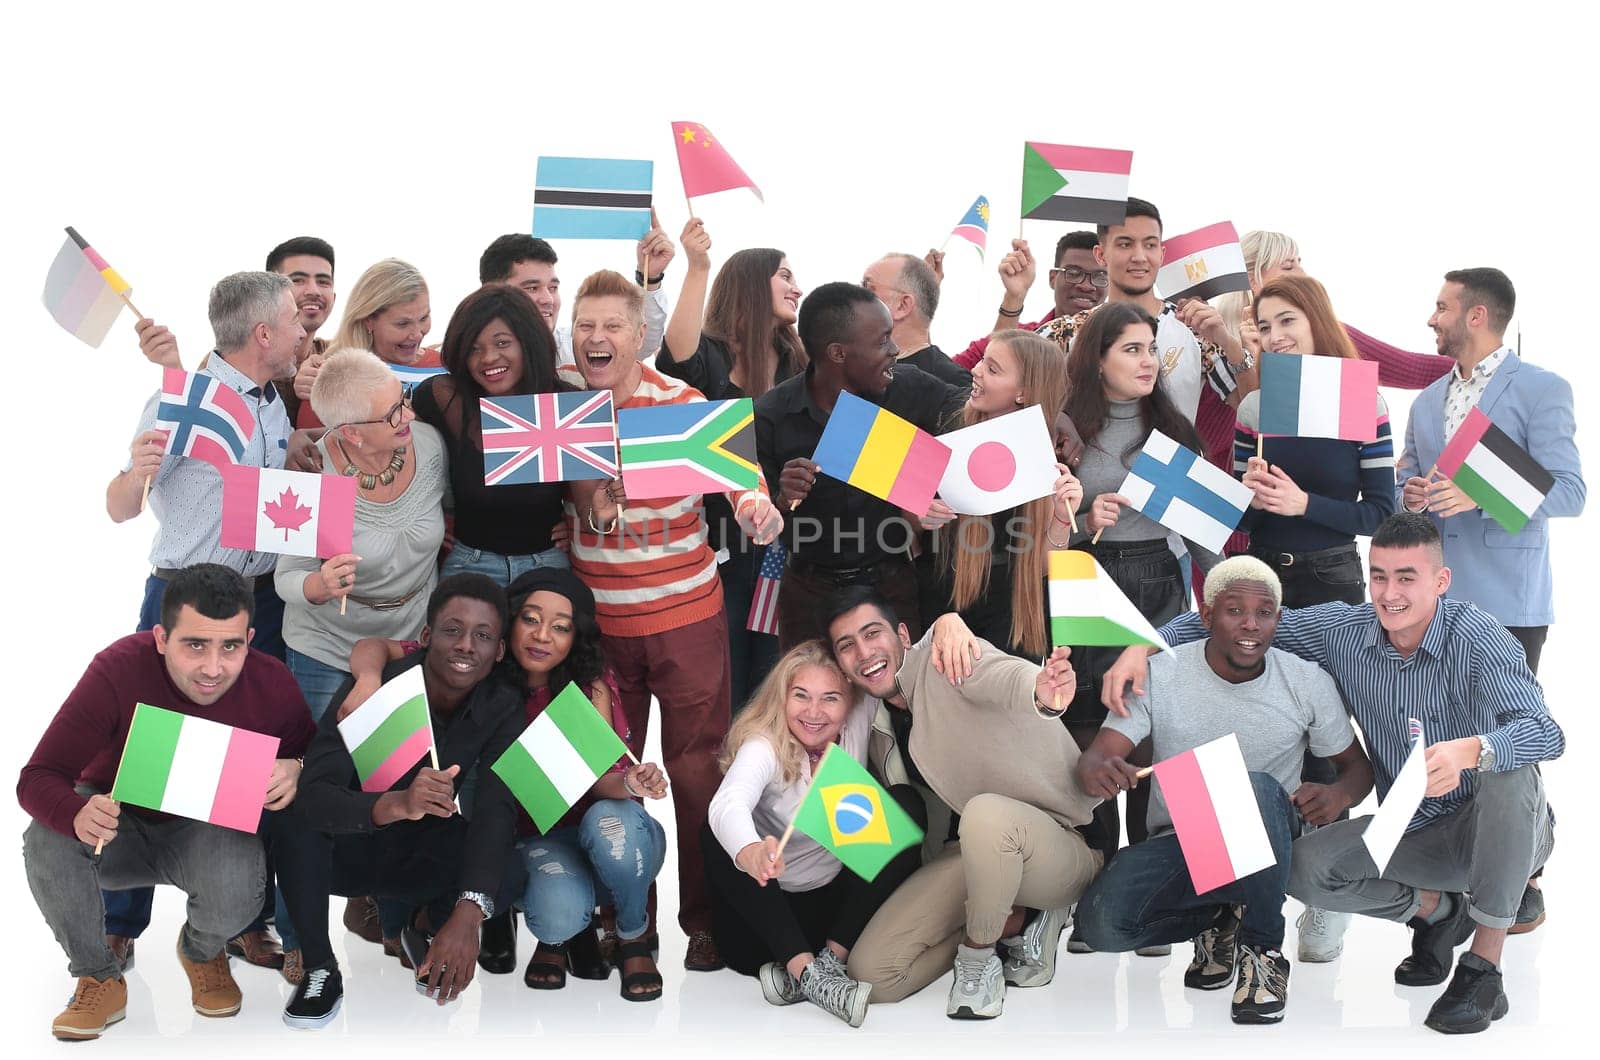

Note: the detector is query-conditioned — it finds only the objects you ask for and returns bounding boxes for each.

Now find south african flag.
[616,397,761,498]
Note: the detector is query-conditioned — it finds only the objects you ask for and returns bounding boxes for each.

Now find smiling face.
[279,253,336,334]
[367,293,432,365]
[342,374,414,449]
[1095,216,1163,298]
[506,259,561,329]
[571,294,645,396]
[467,316,524,395]
[1255,295,1316,356]
[784,663,851,754]
[1200,581,1279,679]
[967,338,1025,417]
[771,257,802,324]
[1052,246,1106,316]
[1369,543,1449,645]
[1427,282,1472,359]
[1099,321,1159,401]
[828,603,912,701]
[153,604,253,706]
[511,590,576,685]
[836,299,898,398]
[420,596,504,696]
[262,288,308,378]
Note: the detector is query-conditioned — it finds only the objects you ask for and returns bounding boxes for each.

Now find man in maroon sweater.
[19,564,316,1041]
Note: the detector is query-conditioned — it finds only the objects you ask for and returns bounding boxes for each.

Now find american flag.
[1408,717,1424,744]
[480,390,618,486]
[746,539,787,636]
[155,367,255,470]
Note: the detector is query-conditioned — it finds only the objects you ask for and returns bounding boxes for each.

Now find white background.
[1,1,1594,1056]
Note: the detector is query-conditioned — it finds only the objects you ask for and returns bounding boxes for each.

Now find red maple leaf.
[262,487,314,541]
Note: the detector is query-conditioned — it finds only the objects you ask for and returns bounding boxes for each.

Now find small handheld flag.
[786,745,923,881]
[156,367,256,469]
[337,667,436,794]
[1257,353,1380,442]
[220,465,357,558]
[948,195,990,257]
[534,157,654,241]
[1152,733,1276,894]
[1117,430,1253,554]
[672,122,763,203]
[617,397,760,498]
[811,391,951,515]
[936,405,1057,515]
[1156,222,1251,303]
[1362,718,1428,874]
[1048,551,1172,653]
[110,704,280,833]
[1020,143,1133,226]
[1434,408,1555,534]
[390,361,447,393]
[481,391,618,486]
[492,683,631,834]
[747,539,787,635]
[43,227,139,347]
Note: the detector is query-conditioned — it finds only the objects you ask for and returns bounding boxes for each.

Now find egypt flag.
[1048,551,1171,653]
[1257,353,1380,442]
[1020,142,1133,226]
[156,368,255,469]
[812,392,951,515]
[338,666,436,793]
[617,398,761,498]
[1152,733,1276,895]
[220,466,357,558]
[110,704,280,833]
[936,405,1056,515]
[1157,222,1250,303]
[788,746,923,881]
[43,226,132,347]
[1119,430,1253,555]
[492,683,631,834]
[1435,408,1555,533]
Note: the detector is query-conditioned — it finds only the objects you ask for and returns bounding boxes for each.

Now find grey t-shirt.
[1104,641,1355,835]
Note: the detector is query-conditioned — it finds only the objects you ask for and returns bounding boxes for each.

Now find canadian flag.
[220,466,357,558]
[936,405,1059,516]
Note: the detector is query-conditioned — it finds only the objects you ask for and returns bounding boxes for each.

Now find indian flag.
[337,666,435,793]
[492,683,630,834]
[1020,142,1133,226]
[1048,551,1172,653]
[110,704,280,833]
[1257,353,1380,442]
[1435,407,1555,534]
[1152,733,1276,894]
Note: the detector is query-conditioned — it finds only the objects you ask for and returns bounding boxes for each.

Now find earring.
[1015,395,1025,404]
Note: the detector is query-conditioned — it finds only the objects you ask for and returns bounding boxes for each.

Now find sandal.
[523,942,568,990]
[616,937,663,1003]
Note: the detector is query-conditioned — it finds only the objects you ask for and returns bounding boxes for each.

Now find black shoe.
[567,926,611,981]
[1509,883,1545,935]
[1231,945,1290,1025]
[1424,953,1509,1034]
[399,924,434,995]
[1396,893,1473,986]
[282,964,343,1030]
[476,911,517,974]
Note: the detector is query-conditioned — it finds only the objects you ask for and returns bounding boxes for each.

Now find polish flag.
[1153,733,1276,895]
[936,405,1058,516]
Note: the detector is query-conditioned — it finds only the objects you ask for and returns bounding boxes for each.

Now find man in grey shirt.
[1073,557,1372,1025]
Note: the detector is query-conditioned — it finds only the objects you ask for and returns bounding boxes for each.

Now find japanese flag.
[220,466,357,558]
[936,405,1059,515]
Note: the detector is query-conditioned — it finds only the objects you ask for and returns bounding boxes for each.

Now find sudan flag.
[1020,142,1133,226]
[616,397,761,498]
[1435,407,1554,533]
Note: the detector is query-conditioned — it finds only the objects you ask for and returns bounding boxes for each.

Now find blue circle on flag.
[832,792,876,835]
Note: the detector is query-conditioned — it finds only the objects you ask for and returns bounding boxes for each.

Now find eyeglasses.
[344,391,413,429]
[1050,267,1110,288]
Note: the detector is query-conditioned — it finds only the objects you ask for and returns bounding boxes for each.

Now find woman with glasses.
[275,348,447,718]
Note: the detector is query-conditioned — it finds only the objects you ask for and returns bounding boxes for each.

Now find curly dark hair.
[505,580,606,698]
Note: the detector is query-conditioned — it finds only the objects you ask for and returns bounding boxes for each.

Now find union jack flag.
[155,367,255,469]
[746,538,787,635]
[480,390,618,486]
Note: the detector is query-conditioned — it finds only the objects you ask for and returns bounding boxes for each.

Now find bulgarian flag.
[788,745,923,881]
[492,683,630,834]
[1435,407,1555,533]
[811,391,951,515]
[110,704,280,833]
[221,466,357,559]
[1152,733,1276,894]
[338,666,436,793]
[1020,142,1133,226]
[1257,353,1380,442]
[1156,221,1250,303]
[1048,550,1171,652]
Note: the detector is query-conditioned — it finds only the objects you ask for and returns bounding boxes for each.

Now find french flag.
[1257,353,1380,442]
[1152,733,1276,895]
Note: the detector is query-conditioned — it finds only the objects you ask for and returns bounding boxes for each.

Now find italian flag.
[1435,407,1555,533]
[337,666,436,793]
[1020,142,1133,226]
[1153,733,1277,894]
[1048,550,1172,652]
[110,704,280,833]
[492,683,630,834]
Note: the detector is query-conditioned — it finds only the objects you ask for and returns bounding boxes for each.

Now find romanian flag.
[533,156,653,241]
[1257,353,1380,442]
[1152,733,1276,895]
[110,704,280,833]
[492,683,630,834]
[672,121,763,202]
[1156,221,1250,303]
[43,226,132,347]
[1020,142,1133,226]
[789,746,923,881]
[1048,551,1171,653]
[617,398,760,497]
[337,667,436,794]
[1435,408,1555,533]
[811,391,951,515]
[948,195,990,256]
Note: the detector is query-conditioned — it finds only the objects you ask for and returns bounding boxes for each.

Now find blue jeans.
[285,646,349,723]
[1075,772,1301,951]
[517,800,665,943]
[440,544,568,585]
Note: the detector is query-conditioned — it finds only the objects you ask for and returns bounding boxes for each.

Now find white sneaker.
[800,954,871,1027]
[1296,907,1349,963]
[1003,907,1070,987]
[947,950,1004,1020]
[758,962,804,1006]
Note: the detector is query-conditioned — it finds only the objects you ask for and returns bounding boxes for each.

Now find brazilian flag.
[790,746,923,881]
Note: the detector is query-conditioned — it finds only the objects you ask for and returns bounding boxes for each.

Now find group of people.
[18,197,1581,1040]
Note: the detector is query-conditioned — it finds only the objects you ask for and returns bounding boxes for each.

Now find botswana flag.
[533,157,653,241]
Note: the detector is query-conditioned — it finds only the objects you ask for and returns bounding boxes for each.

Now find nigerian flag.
[789,746,923,881]
[491,683,629,833]
[1435,408,1555,534]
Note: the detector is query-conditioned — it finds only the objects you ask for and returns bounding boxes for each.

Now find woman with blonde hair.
[703,641,921,1027]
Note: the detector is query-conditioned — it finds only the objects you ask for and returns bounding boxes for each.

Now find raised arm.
[661,217,711,366]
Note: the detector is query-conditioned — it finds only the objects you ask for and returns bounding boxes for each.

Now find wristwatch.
[1476,735,1496,772]
[457,890,494,919]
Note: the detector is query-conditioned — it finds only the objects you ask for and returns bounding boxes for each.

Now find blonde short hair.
[572,269,645,327]
[1240,230,1301,288]
[332,258,429,353]
[310,347,396,427]
[1202,555,1283,609]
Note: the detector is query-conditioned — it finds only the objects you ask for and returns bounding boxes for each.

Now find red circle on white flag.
[969,441,1016,492]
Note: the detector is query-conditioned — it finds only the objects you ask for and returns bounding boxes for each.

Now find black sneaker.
[1231,945,1290,1024]
[1509,883,1545,935]
[1396,893,1474,986]
[282,964,343,1030]
[1424,953,1509,1034]
[1185,905,1240,991]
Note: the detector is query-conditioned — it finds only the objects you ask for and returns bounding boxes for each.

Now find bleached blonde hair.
[719,641,857,786]
[1240,230,1301,288]
[1202,555,1283,609]
[310,346,395,428]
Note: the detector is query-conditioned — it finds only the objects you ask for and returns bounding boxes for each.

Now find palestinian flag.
[1020,142,1133,226]
[1048,550,1172,653]
[1157,221,1251,302]
[616,397,761,498]
[110,704,280,833]
[491,683,630,834]
[1435,407,1554,533]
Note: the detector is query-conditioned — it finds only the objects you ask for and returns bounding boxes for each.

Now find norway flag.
[155,368,255,469]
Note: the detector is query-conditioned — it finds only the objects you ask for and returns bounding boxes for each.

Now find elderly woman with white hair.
[275,347,447,718]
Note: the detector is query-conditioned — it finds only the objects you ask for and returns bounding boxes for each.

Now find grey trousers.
[1288,764,1553,930]
[24,809,265,981]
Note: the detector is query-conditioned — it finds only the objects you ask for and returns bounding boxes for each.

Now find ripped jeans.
[516,799,665,945]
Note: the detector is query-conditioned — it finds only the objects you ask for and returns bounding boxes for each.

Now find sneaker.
[1231,944,1290,1024]
[1397,892,1474,987]
[342,896,383,944]
[800,954,871,1027]
[946,949,1004,1020]
[1003,907,1070,987]
[1185,906,1240,991]
[1509,883,1545,935]
[399,924,433,995]
[175,926,242,1017]
[282,948,304,986]
[226,927,286,969]
[52,976,127,1041]
[1424,953,1509,1034]
[1135,943,1172,957]
[1296,906,1350,962]
[382,935,413,969]
[106,934,136,974]
[282,964,343,1030]
[759,962,804,1006]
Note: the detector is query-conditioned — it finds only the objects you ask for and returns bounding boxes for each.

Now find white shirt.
[1444,344,1512,438]
[553,285,670,367]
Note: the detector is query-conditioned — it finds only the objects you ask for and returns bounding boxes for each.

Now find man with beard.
[268,237,337,427]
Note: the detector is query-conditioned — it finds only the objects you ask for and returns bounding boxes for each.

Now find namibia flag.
[790,746,923,880]
[617,397,761,498]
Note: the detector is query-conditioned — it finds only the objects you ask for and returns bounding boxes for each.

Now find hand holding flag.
[778,746,923,881]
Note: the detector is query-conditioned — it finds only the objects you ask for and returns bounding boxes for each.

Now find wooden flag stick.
[1066,506,1078,536]
[939,235,952,255]
[1091,527,1105,545]
[140,477,151,512]
[1135,766,1153,780]
[1257,434,1264,461]
[429,746,440,771]
[119,291,147,322]
[339,596,347,617]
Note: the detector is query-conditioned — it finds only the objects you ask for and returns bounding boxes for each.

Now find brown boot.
[282,948,304,986]
[383,936,414,970]
[105,934,136,973]
[175,927,242,1017]
[225,927,285,969]
[343,896,383,943]
[52,976,127,1041]
[684,931,725,972]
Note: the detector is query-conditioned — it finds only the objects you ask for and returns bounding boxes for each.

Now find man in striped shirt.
[569,270,782,972]
[1100,512,1562,1035]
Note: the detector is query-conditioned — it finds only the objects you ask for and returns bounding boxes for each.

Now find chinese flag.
[671,122,763,202]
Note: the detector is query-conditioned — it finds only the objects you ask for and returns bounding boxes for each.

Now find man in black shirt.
[863,253,971,389]
[755,282,966,648]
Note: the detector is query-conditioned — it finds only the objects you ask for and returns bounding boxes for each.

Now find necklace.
[337,441,407,490]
